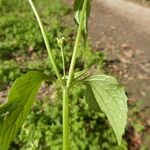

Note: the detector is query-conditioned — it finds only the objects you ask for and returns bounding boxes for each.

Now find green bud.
[56,37,65,48]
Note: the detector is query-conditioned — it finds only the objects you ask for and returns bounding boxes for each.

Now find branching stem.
[63,0,88,149]
[67,0,88,88]
[28,0,63,86]
[28,0,88,150]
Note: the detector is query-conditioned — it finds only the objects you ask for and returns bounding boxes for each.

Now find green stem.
[29,1,88,150]
[63,88,69,150]
[67,0,88,88]
[61,47,66,79]
[62,1,88,150]
[28,0,63,86]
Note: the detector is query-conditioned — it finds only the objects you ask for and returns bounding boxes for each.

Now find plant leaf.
[84,75,128,145]
[74,0,91,38]
[0,71,47,150]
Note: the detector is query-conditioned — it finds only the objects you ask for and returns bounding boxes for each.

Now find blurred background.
[0,0,150,149]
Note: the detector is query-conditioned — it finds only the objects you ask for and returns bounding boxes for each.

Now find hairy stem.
[67,0,88,88]
[28,0,63,86]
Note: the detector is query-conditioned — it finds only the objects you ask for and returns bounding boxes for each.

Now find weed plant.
[0,1,128,150]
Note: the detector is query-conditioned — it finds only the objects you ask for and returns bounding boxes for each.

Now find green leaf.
[0,71,47,150]
[85,83,101,112]
[84,75,128,145]
[74,0,91,38]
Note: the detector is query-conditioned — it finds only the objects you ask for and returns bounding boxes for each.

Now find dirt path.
[90,0,150,55]
[89,0,150,106]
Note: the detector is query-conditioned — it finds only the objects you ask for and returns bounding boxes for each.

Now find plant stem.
[28,0,63,86]
[61,46,66,79]
[63,88,69,150]
[67,0,88,88]
[62,0,88,149]
[29,1,88,150]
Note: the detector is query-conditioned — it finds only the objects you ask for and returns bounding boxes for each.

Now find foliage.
[0,46,104,91]
[0,0,68,59]
[0,15,43,58]
[85,75,128,144]
[0,0,22,12]
[0,60,21,88]
[74,0,91,38]
[10,90,128,150]
[0,72,47,150]
[9,93,148,149]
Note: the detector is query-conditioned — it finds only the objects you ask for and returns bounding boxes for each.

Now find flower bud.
[56,37,65,48]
